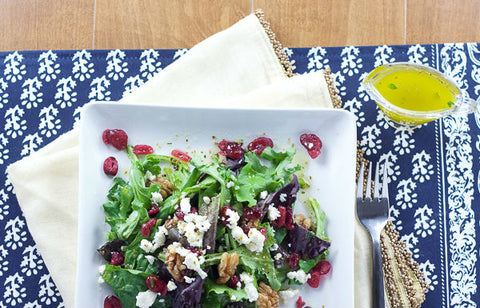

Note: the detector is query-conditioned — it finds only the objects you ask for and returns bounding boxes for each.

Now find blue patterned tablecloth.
[0,44,479,307]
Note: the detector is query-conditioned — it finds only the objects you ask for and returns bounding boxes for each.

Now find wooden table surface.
[1,0,479,51]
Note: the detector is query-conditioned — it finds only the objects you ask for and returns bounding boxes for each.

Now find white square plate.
[76,102,357,308]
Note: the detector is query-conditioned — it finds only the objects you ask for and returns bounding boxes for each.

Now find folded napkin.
[7,9,427,308]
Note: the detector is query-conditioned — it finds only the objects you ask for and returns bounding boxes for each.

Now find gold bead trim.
[323,66,343,109]
[381,221,430,308]
[254,9,294,78]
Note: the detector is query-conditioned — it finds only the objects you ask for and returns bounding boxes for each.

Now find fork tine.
[381,162,389,199]
[356,161,365,199]
[365,161,373,200]
[373,161,380,198]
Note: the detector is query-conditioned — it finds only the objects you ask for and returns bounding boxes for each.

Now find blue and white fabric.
[0,44,480,307]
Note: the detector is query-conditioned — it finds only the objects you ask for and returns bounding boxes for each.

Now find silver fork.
[356,161,390,308]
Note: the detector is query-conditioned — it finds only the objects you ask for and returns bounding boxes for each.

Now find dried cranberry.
[103,129,128,150]
[148,204,159,217]
[227,274,241,289]
[219,206,236,227]
[288,253,300,269]
[175,208,185,220]
[241,225,250,235]
[102,131,110,145]
[110,251,124,266]
[243,206,262,221]
[103,157,118,176]
[185,247,202,256]
[145,275,167,295]
[311,260,332,276]
[271,206,286,228]
[296,296,306,308]
[217,140,244,160]
[299,133,322,159]
[258,227,267,242]
[141,219,156,237]
[307,271,321,288]
[133,144,154,155]
[285,207,295,230]
[171,149,191,162]
[247,137,273,155]
[104,295,123,308]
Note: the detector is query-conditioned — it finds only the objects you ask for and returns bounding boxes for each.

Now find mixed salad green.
[98,132,331,308]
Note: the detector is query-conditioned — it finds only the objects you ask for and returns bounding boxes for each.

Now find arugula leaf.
[103,265,170,308]
[306,197,328,240]
[273,227,287,244]
[102,178,139,241]
[204,279,248,302]
[235,148,300,206]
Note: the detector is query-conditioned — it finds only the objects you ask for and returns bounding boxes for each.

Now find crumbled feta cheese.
[180,197,191,213]
[184,276,196,284]
[231,295,237,301]
[236,281,242,289]
[140,239,154,253]
[279,193,287,203]
[246,228,265,253]
[278,289,299,302]
[172,244,208,279]
[270,243,279,251]
[145,255,156,265]
[98,265,106,275]
[240,272,258,302]
[141,226,169,253]
[167,280,177,291]
[274,253,282,261]
[287,269,311,284]
[226,181,235,188]
[232,226,251,245]
[202,196,211,204]
[260,190,268,199]
[150,192,163,204]
[267,205,281,221]
[144,170,157,181]
[225,208,240,228]
[177,213,211,247]
[98,276,105,284]
[136,290,157,308]
[240,272,254,284]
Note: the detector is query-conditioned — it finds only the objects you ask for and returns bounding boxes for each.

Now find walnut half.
[257,282,279,308]
[148,177,175,199]
[294,213,313,231]
[216,252,239,284]
[165,244,185,282]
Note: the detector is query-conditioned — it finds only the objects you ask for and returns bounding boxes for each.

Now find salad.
[98,129,331,308]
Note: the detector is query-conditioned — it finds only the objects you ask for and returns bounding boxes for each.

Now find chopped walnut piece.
[256,282,279,308]
[294,214,313,231]
[216,252,239,284]
[163,217,178,230]
[148,177,175,199]
[165,244,185,282]
[241,218,260,229]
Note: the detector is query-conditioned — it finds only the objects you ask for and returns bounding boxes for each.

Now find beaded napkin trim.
[254,9,294,78]
[254,9,342,108]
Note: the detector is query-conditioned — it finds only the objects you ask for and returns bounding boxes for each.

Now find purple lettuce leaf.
[284,223,330,259]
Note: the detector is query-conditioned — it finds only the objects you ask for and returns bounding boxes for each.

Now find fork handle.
[372,239,386,308]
